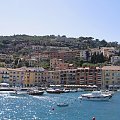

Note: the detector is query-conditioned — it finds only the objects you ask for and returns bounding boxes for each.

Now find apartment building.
[76,67,102,87]
[24,68,37,87]
[111,56,120,64]
[48,50,79,61]
[79,50,91,61]
[59,69,77,85]
[8,68,25,87]
[0,68,9,83]
[34,67,45,87]
[102,66,120,89]
[101,47,115,58]
[50,58,64,69]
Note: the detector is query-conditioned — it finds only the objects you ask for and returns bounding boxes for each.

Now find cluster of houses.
[21,46,120,67]
[0,46,120,67]
[0,46,120,90]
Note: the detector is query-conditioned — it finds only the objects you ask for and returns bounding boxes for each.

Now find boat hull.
[57,103,69,107]
[80,95,112,101]
[79,91,113,101]
[46,90,61,94]
[28,91,44,96]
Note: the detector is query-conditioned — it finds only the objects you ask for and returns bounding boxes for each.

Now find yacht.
[79,91,112,101]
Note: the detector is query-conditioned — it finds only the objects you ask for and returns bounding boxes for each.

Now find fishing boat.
[79,91,112,101]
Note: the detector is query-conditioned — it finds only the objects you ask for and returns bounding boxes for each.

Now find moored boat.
[46,88,61,94]
[77,88,84,92]
[79,91,112,101]
[100,90,114,95]
[63,88,70,93]
[28,90,44,96]
[0,83,16,95]
[16,88,30,96]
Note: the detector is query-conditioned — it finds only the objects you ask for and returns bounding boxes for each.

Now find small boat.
[28,90,44,96]
[69,89,77,93]
[46,88,61,94]
[77,88,84,92]
[63,88,70,93]
[79,91,112,101]
[57,103,69,107]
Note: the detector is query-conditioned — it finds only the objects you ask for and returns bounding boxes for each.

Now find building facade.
[102,66,120,89]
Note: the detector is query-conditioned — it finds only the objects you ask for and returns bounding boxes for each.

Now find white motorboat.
[79,91,112,101]
[46,88,61,94]
[16,88,30,96]
[28,90,44,96]
[0,83,16,95]
[63,88,70,93]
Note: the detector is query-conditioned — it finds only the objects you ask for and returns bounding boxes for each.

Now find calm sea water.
[0,91,120,120]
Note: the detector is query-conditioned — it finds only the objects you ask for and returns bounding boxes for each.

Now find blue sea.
[0,91,120,120]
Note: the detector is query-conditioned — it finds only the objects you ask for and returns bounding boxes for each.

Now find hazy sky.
[0,0,120,42]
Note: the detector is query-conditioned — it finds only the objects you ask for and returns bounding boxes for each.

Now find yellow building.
[7,67,46,87]
[8,68,25,87]
[102,66,120,89]
[24,68,36,87]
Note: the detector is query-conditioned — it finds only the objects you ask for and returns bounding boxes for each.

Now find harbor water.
[0,91,120,120]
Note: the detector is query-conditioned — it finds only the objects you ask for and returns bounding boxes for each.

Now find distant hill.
[0,34,119,55]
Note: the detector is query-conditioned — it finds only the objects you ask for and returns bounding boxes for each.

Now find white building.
[111,56,120,64]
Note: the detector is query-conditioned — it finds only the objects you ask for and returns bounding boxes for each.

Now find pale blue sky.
[0,0,120,42]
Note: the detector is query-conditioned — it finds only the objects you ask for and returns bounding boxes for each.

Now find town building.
[76,67,102,87]
[8,68,25,87]
[59,69,76,85]
[26,58,38,67]
[50,58,74,70]
[101,47,115,58]
[79,50,91,61]
[102,66,120,89]
[0,68,9,83]
[111,56,120,64]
